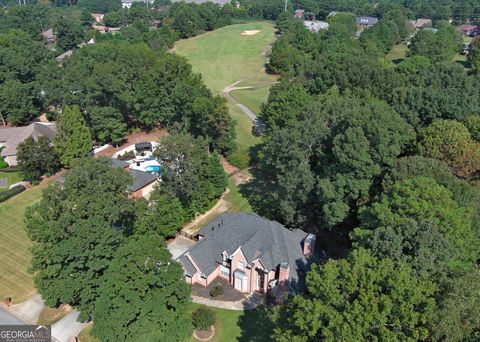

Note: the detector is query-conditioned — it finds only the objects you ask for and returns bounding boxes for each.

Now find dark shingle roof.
[179,255,196,277]
[182,212,311,291]
[128,169,157,192]
[0,123,56,157]
[109,158,129,169]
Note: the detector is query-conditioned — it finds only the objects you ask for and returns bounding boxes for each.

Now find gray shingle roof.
[109,158,129,169]
[179,255,196,277]
[182,212,312,290]
[128,169,157,192]
[0,123,56,157]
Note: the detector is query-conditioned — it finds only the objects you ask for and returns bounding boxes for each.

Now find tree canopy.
[271,248,435,342]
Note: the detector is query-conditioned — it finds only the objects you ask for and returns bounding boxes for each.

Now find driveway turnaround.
[167,235,196,260]
[51,311,87,342]
[10,294,45,323]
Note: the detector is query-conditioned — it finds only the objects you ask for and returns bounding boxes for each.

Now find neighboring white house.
[121,0,133,8]
[304,20,329,33]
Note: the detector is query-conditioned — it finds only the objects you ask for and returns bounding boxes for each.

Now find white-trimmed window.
[220,265,230,277]
[238,261,245,270]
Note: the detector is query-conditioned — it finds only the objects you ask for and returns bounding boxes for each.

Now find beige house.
[0,123,56,166]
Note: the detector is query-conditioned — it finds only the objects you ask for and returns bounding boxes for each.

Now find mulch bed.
[193,326,215,341]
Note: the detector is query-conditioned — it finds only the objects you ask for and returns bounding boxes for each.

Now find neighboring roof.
[56,50,73,62]
[122,0,133,3]
[356,16,379,25]
[458,24,478,31]
[42,28,55,40]
[0,123,56,157]
[423,27,438,33]
[304,20,329,32]
[182,0,230,4]
[181,212,312,291]
[110,158,129,169]
[414,18,432,27]
[128,169,157,192]
[135,142,152,150]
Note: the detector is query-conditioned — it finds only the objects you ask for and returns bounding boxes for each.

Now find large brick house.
[178,212,316,299]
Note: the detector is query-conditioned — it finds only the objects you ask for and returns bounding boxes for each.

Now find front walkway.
[192,291,264,311]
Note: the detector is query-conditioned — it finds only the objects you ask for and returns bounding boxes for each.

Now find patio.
[192,277,246,302]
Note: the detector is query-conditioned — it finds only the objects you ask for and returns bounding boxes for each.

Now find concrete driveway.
[9,294,45,323]
[0,307,28,325]
[51,311,87,342]
[167,235,196,260]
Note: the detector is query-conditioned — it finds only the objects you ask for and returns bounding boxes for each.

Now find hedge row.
[0,185,26,202]
[0,166,19,173]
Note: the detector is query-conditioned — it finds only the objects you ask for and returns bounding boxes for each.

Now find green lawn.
[174,22,276,149]
[174,22,276,94]
[0,171,23,189]
[225,177,252,213]
[230,86,271,116]
[386,43,408,64]
[187,303,273,342]
[0,184,48,302]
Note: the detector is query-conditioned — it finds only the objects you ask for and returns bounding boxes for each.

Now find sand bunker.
[241,30,260,36]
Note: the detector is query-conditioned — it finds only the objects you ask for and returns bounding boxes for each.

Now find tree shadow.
[237,305,274,342]
[238,167,279,221]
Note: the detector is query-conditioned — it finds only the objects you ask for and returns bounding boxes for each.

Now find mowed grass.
[230,86,272,116]
[0,184,48,302]
[186,303,273,342]
[0,171,23,189]
[174,22,276,94]
[174,22,276,149]
[386,43,408,64]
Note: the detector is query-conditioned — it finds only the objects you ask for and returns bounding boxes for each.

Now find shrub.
[192,307,215,331]
[118,150,135,161]
[0,157,8,169]
[227,148,250,169]
[0,166,19,172]
[209,285,224,298]
[0,185,26,202]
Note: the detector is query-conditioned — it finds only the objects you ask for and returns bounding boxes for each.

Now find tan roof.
[0,122,56,157]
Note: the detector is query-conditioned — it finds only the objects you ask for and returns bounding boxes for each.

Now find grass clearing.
[387,43,408,64]
[174,22,276,95]
[174,22,276,149]
[0,183,50,302]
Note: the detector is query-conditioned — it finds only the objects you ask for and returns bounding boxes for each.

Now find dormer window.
[222,251,228,261]
[238,261,245,270]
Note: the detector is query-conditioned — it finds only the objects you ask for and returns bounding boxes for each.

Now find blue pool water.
[145,165,161,173]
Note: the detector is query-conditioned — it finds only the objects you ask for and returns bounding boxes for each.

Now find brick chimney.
[278,262,290,285]
[303,234,316,257]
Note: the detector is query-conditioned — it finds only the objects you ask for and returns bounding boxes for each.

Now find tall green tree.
[55,17,84,51]
[25,158,135,318]
[54,105,92,166]
[417,119,480,178]
[352,176,476,271]
[92,234,192,342]
[135,194,186,238]
[17,136,60,182]
[154,133,227,218]
[271,248,435,342]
